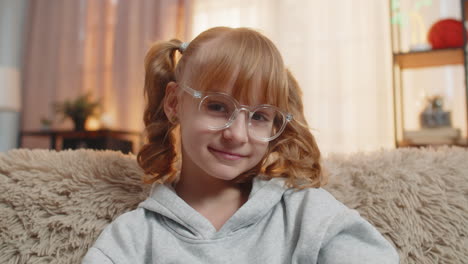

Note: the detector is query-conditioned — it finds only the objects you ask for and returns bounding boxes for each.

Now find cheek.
[179,114,214,147]
[178,103,202,134]
[252,142,269,160]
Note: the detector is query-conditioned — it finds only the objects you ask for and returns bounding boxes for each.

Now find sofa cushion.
[0,149,150,263]
[0,147,467,263]
[323,147,468,263]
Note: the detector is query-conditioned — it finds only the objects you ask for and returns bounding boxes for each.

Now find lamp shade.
[0,66,21,111]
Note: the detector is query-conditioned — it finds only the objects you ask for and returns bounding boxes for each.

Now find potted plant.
[53,92,101,131]
[40,117,53,130]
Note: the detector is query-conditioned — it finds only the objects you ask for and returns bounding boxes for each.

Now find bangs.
[183,28,288,108]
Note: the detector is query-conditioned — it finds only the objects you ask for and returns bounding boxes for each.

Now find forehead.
[184,44,272,106]
[203,71,266,106]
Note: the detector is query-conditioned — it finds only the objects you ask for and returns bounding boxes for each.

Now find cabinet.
[20,129,142,154]
[390,0,468,147]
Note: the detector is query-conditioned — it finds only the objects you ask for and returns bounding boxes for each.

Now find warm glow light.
[100,112,115,129]
[86,117,100,130]
[191,3,260,37]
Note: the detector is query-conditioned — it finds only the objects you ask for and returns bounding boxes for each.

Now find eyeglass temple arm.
[180,84,202,99]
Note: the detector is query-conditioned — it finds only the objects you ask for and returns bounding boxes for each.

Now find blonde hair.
[137,27,326,189]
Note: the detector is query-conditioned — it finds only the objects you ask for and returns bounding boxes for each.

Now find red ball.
[427,19,465,49]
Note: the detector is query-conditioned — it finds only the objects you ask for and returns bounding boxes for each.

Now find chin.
[206,166,244,181]
[201,159,251,179]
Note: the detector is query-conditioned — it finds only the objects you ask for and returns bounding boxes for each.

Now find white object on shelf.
[409,43,431,52]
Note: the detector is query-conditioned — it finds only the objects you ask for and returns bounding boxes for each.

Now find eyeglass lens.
[198,94,286,140]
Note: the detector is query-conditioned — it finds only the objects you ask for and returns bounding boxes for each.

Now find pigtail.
[137,39,183,184]
[263,70,327,189]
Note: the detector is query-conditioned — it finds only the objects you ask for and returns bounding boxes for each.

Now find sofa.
[0,147,466,264]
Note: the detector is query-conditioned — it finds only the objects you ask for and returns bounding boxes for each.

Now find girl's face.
[174,82,269,182]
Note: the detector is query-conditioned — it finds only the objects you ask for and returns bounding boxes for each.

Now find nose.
[222,110,249,143]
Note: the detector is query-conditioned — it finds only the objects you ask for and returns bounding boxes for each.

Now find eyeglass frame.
[179,84,293,142]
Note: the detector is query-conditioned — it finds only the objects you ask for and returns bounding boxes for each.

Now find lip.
[208,147,246,161]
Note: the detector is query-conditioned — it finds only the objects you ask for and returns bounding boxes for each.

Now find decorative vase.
[72,117,87,131]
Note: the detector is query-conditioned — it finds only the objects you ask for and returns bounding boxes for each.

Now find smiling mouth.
[208,147,246,161]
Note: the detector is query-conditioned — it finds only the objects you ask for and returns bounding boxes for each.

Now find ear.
[164,82,179,122]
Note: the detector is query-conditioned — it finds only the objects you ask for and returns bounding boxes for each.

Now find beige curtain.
[111,0,185,131]
[21,0,183,150]
[187,0,394,154]
[22,0,86,146]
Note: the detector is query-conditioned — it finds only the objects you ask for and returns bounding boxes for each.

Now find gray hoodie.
[82,177,399,263]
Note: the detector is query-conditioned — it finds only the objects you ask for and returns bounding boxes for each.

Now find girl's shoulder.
[254,176,351,217]
[285,186,347,207]
[85,208,155,263]
[99,207,150,235]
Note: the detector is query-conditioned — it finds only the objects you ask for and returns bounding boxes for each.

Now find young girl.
[83,27,399,263]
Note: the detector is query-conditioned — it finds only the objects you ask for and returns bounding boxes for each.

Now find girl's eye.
[206,102,227,112]
[252,112,270,122]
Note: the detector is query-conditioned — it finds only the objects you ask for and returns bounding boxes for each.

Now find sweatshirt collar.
[138,176,287,240]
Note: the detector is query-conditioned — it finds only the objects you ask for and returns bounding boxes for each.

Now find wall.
[0,0,28,151]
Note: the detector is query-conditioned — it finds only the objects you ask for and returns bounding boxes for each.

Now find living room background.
[2,0,463,154]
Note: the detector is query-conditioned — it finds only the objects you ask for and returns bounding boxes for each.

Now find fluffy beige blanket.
[0,147,467,264]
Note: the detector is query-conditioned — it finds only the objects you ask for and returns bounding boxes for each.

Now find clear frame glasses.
[180,84,293,142]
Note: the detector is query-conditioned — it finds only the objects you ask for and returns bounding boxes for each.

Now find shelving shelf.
[398,138,468,148]
[394,48,464,69]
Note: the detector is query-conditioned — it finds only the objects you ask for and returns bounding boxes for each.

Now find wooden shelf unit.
[390,0,468,147]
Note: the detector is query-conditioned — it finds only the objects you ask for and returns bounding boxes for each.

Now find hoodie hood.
[138,176,287,240]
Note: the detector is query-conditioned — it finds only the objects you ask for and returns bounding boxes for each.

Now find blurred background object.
[428,18,465,49]
[0,0,28,152]
[2,0,467,154]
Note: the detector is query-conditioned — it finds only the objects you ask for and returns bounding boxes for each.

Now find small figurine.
[420,95,451,128]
